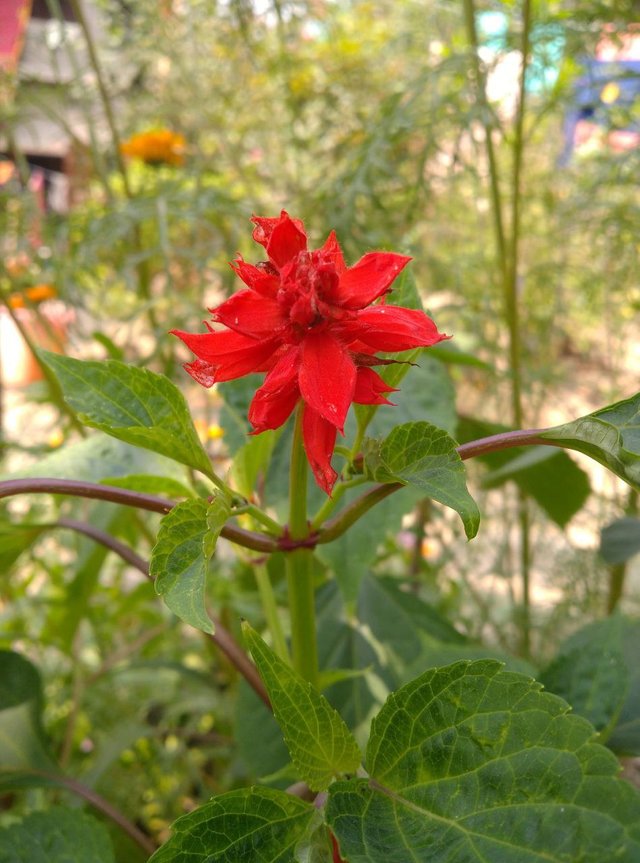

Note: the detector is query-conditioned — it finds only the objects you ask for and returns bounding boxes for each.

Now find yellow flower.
[120,129,186,166]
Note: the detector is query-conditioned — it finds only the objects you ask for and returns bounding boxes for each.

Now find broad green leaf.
[0,651,57,774]
[0,521,46,573]
[600,517,640,564]
[101,473,194,499]
[540,615,629,739]
[40,352,213,477]
[458,416,591,528]
[316,485,421,604]
[607,618,640,755]
[231,430,278,499]
[4,432,187,485]
[151,496,231,634]
[0,806,115,863]
[149,786,316,863]
[327,660,640,863]
[365,421,480,539]
[235,681,290,780]
[243,624,361,792]
[218,373,263,454]
[482,446,591,528]
[541,393,640,491]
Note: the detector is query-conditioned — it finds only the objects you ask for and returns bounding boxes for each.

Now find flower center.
[276,250,343,341]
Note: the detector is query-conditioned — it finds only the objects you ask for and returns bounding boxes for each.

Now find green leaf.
[327,661,640,862]
[600,517,640,564]
[0,807,115,863]
[149,787,316,863]
[458,416,591,528]
[4,432,186,485]
[316,486,421,604]
[607,618,640,755]
[0,521,47,573]
[100,474,194,499]
[365,421,480,539]
[0,651,57,774]
[243,624,361,792]
[151,496,230,634]
[40,352,213,477]
[541,393,640,491]
[482,446,591,528]
[540,615,629,739]
[231,430,278,499]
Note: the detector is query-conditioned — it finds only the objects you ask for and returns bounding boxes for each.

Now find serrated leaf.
[540,615,629,739]
[151,496,230,634]
[541,393,640,490]
[600,517,640,564]
[149,786,316,863]
[0,651,57,774]
[365,421,480,539]
[40,352,213,478]
[327,660,640,862]
[0,806,115,863]
[243,624,361,792]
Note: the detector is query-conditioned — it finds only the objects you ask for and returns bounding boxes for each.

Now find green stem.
[285,406,319,687]
[254,562,289,662]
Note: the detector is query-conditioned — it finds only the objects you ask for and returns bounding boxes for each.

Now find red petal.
[302,405,338,495]
[266,213,308,268]
[252,210,306,258]
[335,252,411,310]
[183,358,217,388]
[248,348,301,432]
[211,290,285,338]
[340,306,449,352]
[299,330,356,430]
[171,328,277,381]
[353,366,397,405]
[319,230,346,274]
[230,257,279,297]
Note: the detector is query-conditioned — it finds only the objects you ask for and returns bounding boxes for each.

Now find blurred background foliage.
[1,0,640,853]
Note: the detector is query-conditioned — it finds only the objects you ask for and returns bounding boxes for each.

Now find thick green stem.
[285,406,319,687]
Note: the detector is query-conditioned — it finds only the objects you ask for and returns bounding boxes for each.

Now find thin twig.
[0,478,278,552]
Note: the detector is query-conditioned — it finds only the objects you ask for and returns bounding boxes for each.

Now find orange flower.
[7,283,57,309]
[120,129,186,166]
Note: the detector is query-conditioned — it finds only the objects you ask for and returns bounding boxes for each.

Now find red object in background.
[0,0,32,72]
[331,832,346,863]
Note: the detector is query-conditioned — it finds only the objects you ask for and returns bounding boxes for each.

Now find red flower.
[172,211,449,494]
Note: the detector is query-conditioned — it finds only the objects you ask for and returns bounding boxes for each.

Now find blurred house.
[0,0,113,213]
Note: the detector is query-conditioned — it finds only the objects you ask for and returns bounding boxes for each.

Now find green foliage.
[40,353,214,478]
[541,394,640,492]
[243,624,361,792]
[600,517,640,565]
[540,615,628,740]
[365,421,480,539]
[0,807,115,863]
[457,417,591,528]
[326,660,640,862]
[151,496,230,633]
[148,787,316,863]
[0,651,57,776]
